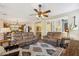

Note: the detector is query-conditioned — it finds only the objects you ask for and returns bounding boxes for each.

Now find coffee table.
[4,45,19,51]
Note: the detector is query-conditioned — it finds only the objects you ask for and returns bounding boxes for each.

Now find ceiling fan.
[31,4,51,18]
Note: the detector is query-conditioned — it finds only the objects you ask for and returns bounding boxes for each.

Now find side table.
[0,40,11,47]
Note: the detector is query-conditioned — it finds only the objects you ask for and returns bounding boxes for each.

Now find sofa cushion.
[47,32,62,40]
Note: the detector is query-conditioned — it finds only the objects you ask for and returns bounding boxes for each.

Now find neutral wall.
[53,9,79,40]
[0,20,3,28]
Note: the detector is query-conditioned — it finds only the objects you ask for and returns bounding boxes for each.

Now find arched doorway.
[35,21,42,39]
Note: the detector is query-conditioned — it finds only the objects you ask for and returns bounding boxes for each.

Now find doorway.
[36,26,41,39]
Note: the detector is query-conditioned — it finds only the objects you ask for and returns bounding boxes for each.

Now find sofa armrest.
[1,48,20,56]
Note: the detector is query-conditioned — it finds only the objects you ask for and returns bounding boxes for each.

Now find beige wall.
[0,20,3,28]
[28,20,52,36]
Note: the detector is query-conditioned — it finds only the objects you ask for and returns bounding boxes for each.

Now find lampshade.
[72,26,78,31]
[0,28,11,33]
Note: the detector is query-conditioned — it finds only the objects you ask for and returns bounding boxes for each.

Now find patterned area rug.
[1,42,64,56]
[29,42,63,56]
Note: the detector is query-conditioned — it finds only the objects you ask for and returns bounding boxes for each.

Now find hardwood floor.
[64,40,79,56]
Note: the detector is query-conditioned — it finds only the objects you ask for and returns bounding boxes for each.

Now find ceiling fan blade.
[43,14,48,17]
[43,10,51,13]
[34,9,38,12]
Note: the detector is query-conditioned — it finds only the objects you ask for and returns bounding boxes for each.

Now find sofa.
[43,32,63,47]
[10,32,38,46]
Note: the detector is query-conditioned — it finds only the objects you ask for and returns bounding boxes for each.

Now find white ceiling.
[0,3,79,21]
